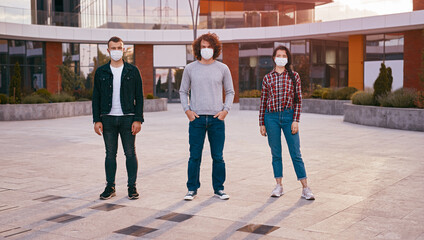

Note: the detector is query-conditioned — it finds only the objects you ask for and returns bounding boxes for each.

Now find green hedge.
[239,90,261,98]
[351,91,377,106]
[311,87,358,100]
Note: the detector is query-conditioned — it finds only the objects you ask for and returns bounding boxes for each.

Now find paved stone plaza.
[0,103,423,239]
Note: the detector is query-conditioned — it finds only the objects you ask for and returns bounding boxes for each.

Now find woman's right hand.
[260,126,267,137]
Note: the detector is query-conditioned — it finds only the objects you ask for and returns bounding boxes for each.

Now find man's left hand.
[213,111,228,120]
[132,121,142,135]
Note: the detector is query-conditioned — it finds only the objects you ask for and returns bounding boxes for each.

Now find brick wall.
[222,43,239,103]
[134,44,154,96]
[414,0,424,10]
[404,29,424,90]
[45,42,62,93]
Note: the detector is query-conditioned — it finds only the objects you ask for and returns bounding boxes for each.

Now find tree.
[58,51,85,93]
[373,62,393,103]
[9,62,22,104]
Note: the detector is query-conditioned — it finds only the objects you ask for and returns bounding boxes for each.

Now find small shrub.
[352,91,377,106]
[373,63,393,103]
[73,89,93,100]
[146,94,158,99]
[323,89,337,100]
[239,90,261,98]
[22,95,49,104]
[77,98,90,101]
[337,87,358,100]
[415,91,424,108]
[382,88,417,108]
[51,93,75,102]
[312,88,330,99]
[0,94,8,104]
[35,88,52,101]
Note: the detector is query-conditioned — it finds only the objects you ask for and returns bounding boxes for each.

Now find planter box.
[240,98,349,115]
[0,98,168,121]
[302,99,350,115]
[239,98,261,110]
[344,103,424,131]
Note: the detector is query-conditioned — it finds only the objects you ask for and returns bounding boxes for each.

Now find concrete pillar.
[348,35,364,90]
[222,43,239,103]
[134,44,154,96]
[45,42,62,94]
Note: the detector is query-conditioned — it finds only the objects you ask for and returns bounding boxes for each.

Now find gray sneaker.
[271,184,284,197]
[214,190,230,200]
[301,187,315,200]
[184,191,197,201]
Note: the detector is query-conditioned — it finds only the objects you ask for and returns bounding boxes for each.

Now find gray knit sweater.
[179,61,235,115]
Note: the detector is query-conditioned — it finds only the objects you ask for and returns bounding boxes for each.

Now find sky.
[315,0,413,22]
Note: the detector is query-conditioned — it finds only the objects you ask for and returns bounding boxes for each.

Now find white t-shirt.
[108,64,124,116]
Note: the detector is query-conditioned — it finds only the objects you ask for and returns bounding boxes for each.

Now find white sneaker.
[214,190,230,200]
[301,187,315,200]
[271,184,284,197]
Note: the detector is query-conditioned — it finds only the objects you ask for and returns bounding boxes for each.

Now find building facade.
[0,0,423,102]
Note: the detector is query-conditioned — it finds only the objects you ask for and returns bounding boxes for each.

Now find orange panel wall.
[348,35,364,90]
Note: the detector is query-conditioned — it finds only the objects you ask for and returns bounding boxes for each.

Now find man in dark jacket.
[92,36,144,200]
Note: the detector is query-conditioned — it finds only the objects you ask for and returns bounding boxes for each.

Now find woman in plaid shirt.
[259,45,315,200]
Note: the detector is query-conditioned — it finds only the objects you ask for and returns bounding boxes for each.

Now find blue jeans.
[187,115,226,192]
[264,110,307,180]
[101,115,138,187]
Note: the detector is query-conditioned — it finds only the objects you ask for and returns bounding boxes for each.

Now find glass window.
[112,0,127,22]
[97,44,110,66]
[210,0,225,29]
[128,0,143,23]
[339,42,348,65]
[311,40,324,64]
[9,40,25,65]
[325,41,338,65]
[0,40,8,64]
[274,41,290,50]
[145,0,161,27]
[28,66,44,91]
[366,34,384,61]
[26,41,44,65]
[0,65,8,93]
[80,44,97,78]
[124,45,134,64]
[291,40,306,55]
[385,33,403,60]
[280,5,295,26]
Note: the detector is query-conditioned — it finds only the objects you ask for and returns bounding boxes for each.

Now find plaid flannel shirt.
[259,69,302,126]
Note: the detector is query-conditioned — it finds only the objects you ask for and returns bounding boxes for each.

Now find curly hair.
[192,33,222,61]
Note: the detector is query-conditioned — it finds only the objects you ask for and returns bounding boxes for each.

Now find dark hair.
[192,33,222,61]
[107,36,124,48]
[272,45,299,103]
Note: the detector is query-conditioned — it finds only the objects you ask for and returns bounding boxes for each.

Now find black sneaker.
[184,190,197,201]
[128,186,139,200]
[100,186,116,200]
[214,190,230,200]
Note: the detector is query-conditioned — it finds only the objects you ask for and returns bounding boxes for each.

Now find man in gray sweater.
[179,33,235,201]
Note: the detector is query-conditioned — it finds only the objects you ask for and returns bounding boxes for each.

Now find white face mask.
[110,50,123,61]
[275,57,288,67]
[200,48,214,60]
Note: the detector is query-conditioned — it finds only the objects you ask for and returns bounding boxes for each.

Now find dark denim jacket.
[92,61,144,123]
